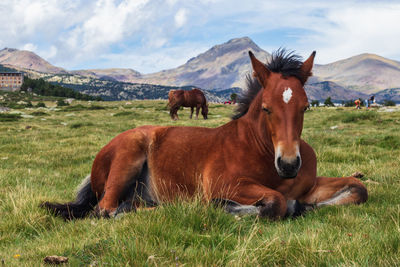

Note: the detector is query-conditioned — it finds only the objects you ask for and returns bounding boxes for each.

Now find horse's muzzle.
[276,156,301,179]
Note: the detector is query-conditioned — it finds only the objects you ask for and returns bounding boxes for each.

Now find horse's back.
[168,89,206,109]
[183,89,206,107]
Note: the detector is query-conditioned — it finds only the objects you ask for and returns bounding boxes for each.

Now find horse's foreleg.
[190,107,194,119]
[170,108,179,120]
[170,104,179,120]
[174,107,180,120]
[195,105,200,120]
[298,176,368,207]
[214,178,288,219]
[169,107,175,120]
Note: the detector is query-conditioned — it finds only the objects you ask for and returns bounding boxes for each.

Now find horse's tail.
[41,175,98,220]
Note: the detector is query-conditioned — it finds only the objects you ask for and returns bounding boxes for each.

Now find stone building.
[0,72,24,91]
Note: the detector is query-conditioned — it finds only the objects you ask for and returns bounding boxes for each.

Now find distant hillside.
[305,81,368,102]
[21,77,101,101]
[0,64,17,73]
[0,48,66,74]
[375,88,400,102]
[44,74,227,102]
[71,68,142,82]
[313,53,400,94]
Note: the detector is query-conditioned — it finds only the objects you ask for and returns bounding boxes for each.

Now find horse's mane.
[232,48,304,120]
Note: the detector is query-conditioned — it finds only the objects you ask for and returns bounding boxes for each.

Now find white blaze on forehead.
[282,87,293,104]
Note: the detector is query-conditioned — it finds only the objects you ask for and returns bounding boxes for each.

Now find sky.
[0,0,399,73]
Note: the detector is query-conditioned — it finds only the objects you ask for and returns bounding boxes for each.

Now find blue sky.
[1,0,400,73]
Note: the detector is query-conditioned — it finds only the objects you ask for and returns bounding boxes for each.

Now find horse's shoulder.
[299,139,317,171]
[300,139,315,155]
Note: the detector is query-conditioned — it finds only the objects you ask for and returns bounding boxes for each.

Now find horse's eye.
[262,107,271,114]
[303,105,309,112]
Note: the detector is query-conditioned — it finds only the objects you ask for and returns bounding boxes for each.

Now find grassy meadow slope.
[1,99,400,266]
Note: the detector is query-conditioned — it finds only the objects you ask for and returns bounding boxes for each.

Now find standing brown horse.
[168,88,208,120]
[42,49,367,220]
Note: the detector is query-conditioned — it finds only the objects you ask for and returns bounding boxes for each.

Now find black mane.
[232,49,304,120]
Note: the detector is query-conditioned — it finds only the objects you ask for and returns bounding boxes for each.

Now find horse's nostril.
[277,156,282,167]
[296,156,301,167]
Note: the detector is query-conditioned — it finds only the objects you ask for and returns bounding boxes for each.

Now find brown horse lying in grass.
[42,49,367,220]
[168,88,208,120]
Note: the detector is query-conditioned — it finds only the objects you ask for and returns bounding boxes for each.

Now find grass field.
[1,99,400,266]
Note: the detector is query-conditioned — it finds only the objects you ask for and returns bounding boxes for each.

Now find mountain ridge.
[313,53,400,93]
[2,37,400,101]
[138,37,270,90]
[0,48,67,74]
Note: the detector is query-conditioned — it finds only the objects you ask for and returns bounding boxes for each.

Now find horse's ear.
[300,51,316,84]
[249,51,270,87]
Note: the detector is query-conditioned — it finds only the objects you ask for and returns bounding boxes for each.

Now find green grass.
[0,113,21,122]
[0,101,400,266]
[113,111,137,117]
[329,110,379,123]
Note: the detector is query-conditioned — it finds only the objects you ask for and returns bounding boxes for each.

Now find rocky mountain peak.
[187,37,264,65]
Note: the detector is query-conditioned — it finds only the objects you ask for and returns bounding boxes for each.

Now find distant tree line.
[0,64,16,72]
[20,77,102,101]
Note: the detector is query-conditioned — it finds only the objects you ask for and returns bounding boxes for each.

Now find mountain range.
[1,37,400,102]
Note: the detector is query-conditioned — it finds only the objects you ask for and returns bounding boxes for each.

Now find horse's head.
[249,50,315,178]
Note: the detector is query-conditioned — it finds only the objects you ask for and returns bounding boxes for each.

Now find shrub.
[36,102,46,108]
[383,100,396,106]
[343,100,355,107]
[0,113,21,122]
[4,102,26,109]
[113,111,135,117]
[311,100,319,107]
[69,122,94,129]
[61,104,86,111]
[57,99,69,107]
[30,111,49,116]
[324,97,335,107]
[88,105,105,110]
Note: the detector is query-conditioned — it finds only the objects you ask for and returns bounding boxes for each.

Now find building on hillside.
[0,72,24,91]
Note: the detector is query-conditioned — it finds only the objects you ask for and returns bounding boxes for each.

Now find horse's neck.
[234,93,274,155]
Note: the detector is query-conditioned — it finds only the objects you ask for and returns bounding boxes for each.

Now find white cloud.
[305,4,400,63]
[1,0,400,72]
[174,8,187,28]
[88,42,210,73]
[61,0,149,58]
[21,43,38,52]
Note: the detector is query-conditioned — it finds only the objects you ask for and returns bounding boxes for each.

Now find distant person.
[365,98,369,109]
[369,95,375,104]
[355,98,361,109]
